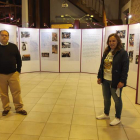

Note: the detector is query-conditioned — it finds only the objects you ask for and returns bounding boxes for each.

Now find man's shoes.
[16,110,27,115]
[96,113,110,119]
[110,118,121,126]
[2,110,10,116]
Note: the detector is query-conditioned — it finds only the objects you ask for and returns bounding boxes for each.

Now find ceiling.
[0,0,21,26]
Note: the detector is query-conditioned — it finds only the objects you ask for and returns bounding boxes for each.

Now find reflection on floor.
[0,72,140,140]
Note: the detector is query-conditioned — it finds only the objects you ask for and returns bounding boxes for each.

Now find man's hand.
[117,82,124,88]
[97,78,102,84]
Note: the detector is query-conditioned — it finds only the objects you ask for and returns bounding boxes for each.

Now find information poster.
[40,29,59,72]
[81,29,102,73]
[19,28,40,73]
[60,29,81,72]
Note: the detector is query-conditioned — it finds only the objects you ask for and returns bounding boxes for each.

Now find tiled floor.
[0,72,140,140]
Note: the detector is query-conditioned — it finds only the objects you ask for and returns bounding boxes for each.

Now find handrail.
[68,0,104,22]
[0,1,21,7]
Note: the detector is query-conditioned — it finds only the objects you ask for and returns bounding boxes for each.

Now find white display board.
[137,50,140,104]
[16,27,19,49]
[104,25,128,51]
[19,28,40,73]
[0,23,17,44]
[102,28,106,56]
[127,24,140,89]
[40,29,59,72]
[81,29,102,73]
[60,29,81,72]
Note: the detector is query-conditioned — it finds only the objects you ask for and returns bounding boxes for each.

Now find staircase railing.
[81,0,104,18]
[68,0,107,25]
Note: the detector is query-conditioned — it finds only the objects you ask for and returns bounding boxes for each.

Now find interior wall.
[130,0,140,24]
[119,0,130,19]
[50,0,85,24]
[120,0,140,24]
[50,0,120,23]
[121,1,131,24]
[104,0,119,20]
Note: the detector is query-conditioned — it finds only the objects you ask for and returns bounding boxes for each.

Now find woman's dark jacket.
[97,48,129,88]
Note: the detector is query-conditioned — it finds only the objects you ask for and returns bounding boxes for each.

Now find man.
[0,30,27,116]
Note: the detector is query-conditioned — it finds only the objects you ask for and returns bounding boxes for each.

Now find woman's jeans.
[102,79,122,119]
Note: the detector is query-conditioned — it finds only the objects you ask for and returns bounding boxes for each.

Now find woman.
[97,33,129,126]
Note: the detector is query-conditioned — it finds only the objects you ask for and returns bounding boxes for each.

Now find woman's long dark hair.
[104,33,123,55]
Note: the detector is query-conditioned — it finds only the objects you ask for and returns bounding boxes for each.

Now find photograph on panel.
[62,42,71,48]
[129,34,135,47]
[116,30,126,38]
[21,42,27,51]
[52,32,58,41]
[21,31,30,38]
[61,51,71,57]
[52,45,58,54]
[128,50,134,63]
[135,55,139,64]
[42,52,49,57]
[22,54,31,61]
[122,43,125,49]
[62,32,71,39]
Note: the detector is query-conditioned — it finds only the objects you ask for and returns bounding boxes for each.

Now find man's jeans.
[102,79,122,119]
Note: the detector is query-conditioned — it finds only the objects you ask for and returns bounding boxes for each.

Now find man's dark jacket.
[0,42,22,74]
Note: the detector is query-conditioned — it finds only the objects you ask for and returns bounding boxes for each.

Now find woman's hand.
[117,82,124,88]
[97,78,102,84]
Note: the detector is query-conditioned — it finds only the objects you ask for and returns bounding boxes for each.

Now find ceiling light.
[128,15,132,18]
[62,0,68,8]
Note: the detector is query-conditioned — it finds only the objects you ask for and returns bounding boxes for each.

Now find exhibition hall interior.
[0,0,140,140]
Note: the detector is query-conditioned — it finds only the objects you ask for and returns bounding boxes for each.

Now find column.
[74,20,80,29]
[22,0,28,27]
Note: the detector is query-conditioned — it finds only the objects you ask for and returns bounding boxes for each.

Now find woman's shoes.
[96,113,110,119]
[110,118,121,126]
[96,114,121,126]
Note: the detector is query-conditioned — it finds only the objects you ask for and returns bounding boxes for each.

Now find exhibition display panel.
[60,29,81,72]
[127,24,140,89]
[40,29,59,72]
[81,29,102,73]
[0,23,140,104]
[137,53,140,104]
[19,28,40,73]
[137,47,140,104]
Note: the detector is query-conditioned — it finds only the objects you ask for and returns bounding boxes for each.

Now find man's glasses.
[0,34,9,37]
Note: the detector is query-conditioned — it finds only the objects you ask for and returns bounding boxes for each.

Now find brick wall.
[130,0,140,24]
